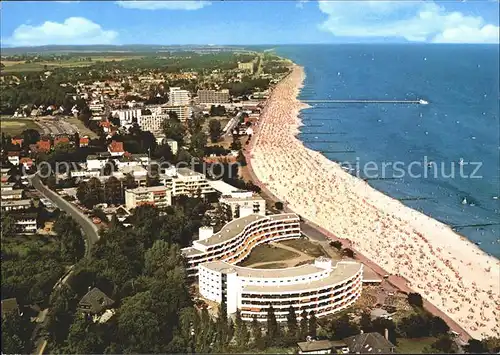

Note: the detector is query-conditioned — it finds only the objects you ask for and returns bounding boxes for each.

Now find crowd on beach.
[249,66,500,340]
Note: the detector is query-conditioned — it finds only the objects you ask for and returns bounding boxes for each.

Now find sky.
[1,0,499,46]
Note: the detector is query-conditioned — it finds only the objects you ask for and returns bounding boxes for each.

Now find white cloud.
[5,17,118,46]
[115,1,211,10]
[318,1,499,43]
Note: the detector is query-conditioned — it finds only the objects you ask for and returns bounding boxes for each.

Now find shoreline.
[246,64,499,340]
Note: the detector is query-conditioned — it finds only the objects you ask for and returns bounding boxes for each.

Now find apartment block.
[125,186,172,210]
[197,89,230,104]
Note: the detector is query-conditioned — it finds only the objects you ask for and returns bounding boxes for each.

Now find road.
[29,174,100,255]
[29,175,99,354]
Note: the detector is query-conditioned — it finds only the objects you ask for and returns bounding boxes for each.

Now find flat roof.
[181,246,204,257]
[203,260,322,279]
[207,179,241,195]
[1,199,32,206]
[362,266,382,283]
[1,189,24,196]
[126,186,167,194]
[196,214,267,247]
[220,194,265,202]
[241,262,362,293]
[195,213,298,248]
[177,167,203,177]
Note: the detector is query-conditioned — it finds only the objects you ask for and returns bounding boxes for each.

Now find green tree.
[327,314,359,340]
[117,291,162,353]
[104,176,123,205]
[122,173,137,189]
[424,335,458,354]
[189,130,207,159]
[208,119,222,143]
[252,315,265,350]
[408,292,424,308]
[234,309,250,350]
[1,312,30,354]
[308,311,317,338]
[464,339,489,354]
[1,213,17,237]
[359,312,374,332]
[286,306,298,343]
[299,310,308,340]
[266,305,279,344]
[162,115,186,144]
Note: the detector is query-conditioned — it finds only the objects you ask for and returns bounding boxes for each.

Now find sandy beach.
[249,65,500,340]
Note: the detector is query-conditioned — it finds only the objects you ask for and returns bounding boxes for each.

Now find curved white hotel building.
[181,213,363,321]
[182,213,302,277]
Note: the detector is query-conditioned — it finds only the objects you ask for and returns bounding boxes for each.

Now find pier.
[452,222,500,230]
[320,150,356,154]
[303,99,428,105]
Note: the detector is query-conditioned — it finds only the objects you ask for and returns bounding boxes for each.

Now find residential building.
[1,199,32,212]
[108,141,125,157]
[160,105,192,122]
[297,340,348,354]
[20,157,33,170]
[344,332,396,353]
[113,108,142,126]
[171,168,214,197]
[238,61,254,73]
[7,152,20,166]
[86,154,112,171]
[137,113,169,133]
[79,136,90,147]
[36,138,51,152]
[11,137,23,146]
[78,287,115,315]
[1,189,24,200]
[12,213,37,234]
[1,182,15,191]
[125,186,172,210]
[166,139,178,155]
[197,89,230,104]
[220,191,266,218]
[181,213,301,277]
[169,87,190,106]
[54,136,70,147]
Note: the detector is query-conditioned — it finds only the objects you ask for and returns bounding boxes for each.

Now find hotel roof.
[202,260,362,293]
[194,213,298,248]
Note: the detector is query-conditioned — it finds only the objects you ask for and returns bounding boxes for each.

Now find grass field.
[396,337,436,353]
[238,244,299,267]
[279,238,329,258]
[1,56,143,73]
[66,116,98,138]
[0,118,42,136]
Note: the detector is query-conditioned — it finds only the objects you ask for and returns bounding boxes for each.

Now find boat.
[461,198,467,205]
[419,99,429,105]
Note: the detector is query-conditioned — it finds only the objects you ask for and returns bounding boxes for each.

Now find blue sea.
[275,44,500,258]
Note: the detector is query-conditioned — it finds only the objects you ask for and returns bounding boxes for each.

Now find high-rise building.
[160,105,192,122]
[169,87,191,106]
[197,89,230,104]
